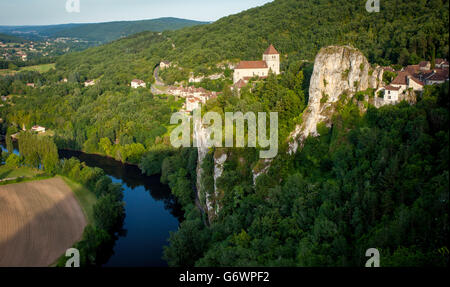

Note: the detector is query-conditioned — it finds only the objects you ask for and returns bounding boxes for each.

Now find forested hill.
[56,0,449,79]
[51,17,209,43]
[0,33,28,43]
[0,17,207,44]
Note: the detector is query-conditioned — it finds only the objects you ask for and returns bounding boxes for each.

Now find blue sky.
[0,0,272,26]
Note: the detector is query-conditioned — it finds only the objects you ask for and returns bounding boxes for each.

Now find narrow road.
[151,65,166,95]
[153,65,164,86]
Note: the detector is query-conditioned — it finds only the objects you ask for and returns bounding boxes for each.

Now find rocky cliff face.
[194,117,211,213]
[194,118,224,222]
[288,45,383,154]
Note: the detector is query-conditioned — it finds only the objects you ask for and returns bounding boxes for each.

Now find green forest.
[158,82,449,267]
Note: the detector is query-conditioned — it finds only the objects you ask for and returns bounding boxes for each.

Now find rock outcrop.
[288,45,383,154]
[194,117,223,222]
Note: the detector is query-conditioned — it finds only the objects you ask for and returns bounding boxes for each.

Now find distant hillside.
[0,24,81,40]
[51,17,209,43]
[0,33,28,43]
[56,0,449,80]
[0,17,208,43]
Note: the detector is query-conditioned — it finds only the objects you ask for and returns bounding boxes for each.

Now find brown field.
[0,177,87,267]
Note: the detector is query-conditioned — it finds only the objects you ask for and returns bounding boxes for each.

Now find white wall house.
[391,71,424,93]
[160,61,171,70]
[383,85,401,103]
[31,125,46,133]
[407,76,424,91]
[131,79,146,89]
[186,96,202,112]
[84,80,95,87]
[233,44,280,84]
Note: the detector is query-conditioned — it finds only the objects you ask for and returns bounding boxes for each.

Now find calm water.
[1,143,183,266]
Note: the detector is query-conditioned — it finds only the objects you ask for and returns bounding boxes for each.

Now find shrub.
[5,153,20,168]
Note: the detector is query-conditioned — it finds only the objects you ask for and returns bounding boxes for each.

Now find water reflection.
[58,150,183,266]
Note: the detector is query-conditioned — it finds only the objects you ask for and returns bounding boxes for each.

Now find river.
[1,143,183,266]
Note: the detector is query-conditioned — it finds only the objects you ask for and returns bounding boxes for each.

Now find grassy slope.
[0,33,28,43]
[0,63,55,76]
[20,63,55,73]
[61,176,97,224]
[0,165,42,180]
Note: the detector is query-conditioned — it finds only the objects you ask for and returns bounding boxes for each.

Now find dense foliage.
[18,132,59,174]
[0,33,28,43]
[162,82,449,267]
[55,0,449,79]
[0,70,182,164]
[58,157,125,266]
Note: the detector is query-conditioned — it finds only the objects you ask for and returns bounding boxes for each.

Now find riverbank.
[60,148,141,168]
[62,176,97,225]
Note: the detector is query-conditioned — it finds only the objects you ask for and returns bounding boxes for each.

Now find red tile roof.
[243,76,267,81]
[131,79,145,84]
[384,85,401,91]
[404,65,420,75]
[419,61,430,68]
[235,60,268,69]
[436,58,448,65]
[263,44,279,55]
[391,71,410,85]
[425,69,449,81]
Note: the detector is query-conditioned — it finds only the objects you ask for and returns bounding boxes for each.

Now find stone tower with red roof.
[263,44,280,75]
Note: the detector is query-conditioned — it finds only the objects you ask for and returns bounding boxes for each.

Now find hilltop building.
[233,44,280,84]
[436,58,449,69]
[160,61,171,69]
[31,125,46,133]
[131,79,146,88]
[84,80,95,87]
[377,58,450,104]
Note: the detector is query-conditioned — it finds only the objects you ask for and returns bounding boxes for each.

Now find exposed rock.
[194,115,210,212]
[194,116,225,222]
[288,45,383,154]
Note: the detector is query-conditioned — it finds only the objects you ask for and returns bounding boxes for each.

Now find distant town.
[0,37,91,68]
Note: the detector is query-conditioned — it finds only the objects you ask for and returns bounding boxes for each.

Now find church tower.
[263,44,280,75]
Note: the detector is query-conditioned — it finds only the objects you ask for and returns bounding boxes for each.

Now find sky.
[0,0,273,26]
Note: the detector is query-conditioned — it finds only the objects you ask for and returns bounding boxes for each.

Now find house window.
[388,96,391,99]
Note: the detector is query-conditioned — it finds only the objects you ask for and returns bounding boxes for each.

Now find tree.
[5,132,13,155]
[93,193,125,232]
[5,153,20,168]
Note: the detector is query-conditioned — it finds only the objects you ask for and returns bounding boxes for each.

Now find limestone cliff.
[288,45,383,154]
[194,118,224,222]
